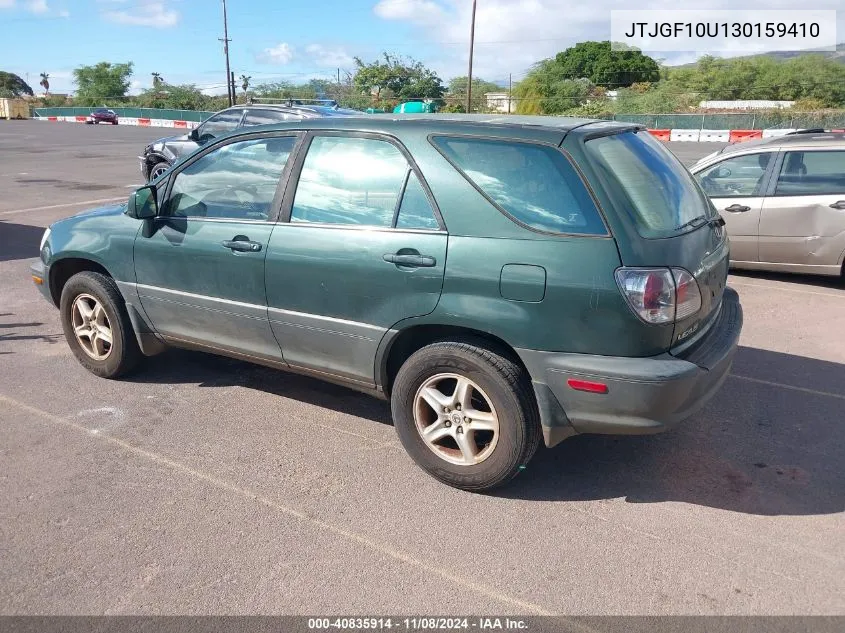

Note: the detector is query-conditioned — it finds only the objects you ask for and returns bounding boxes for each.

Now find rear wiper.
[674,215,708,232]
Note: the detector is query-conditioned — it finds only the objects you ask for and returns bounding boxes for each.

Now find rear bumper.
[519,288,743,446]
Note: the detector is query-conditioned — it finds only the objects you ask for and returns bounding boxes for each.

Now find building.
[485,92,513,114]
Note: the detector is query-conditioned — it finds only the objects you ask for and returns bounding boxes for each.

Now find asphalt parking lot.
[1,121,843,616]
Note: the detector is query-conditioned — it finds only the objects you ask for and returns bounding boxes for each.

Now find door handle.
[383,253,436,267]
[221,239,262,252]
[724,204,751,213]
[829,200,845,210]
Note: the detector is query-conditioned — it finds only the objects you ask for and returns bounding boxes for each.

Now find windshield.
[585,131,714,238]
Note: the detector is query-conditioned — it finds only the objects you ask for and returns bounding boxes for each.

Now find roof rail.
[246,97,338,108]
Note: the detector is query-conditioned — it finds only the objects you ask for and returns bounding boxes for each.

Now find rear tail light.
[615,267,702,324]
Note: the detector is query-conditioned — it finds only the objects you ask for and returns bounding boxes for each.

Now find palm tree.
[151,72,163,89]
[39,72,49,96]
[240,74,251,102]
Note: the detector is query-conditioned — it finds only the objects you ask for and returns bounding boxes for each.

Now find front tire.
[60,271,141,379]
[147,160,170,182]
[391,341,541,492]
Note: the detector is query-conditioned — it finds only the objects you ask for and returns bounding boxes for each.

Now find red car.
[86,109,118,125]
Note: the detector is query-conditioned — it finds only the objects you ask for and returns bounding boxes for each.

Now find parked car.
[690,132,845,277]
[87,108,118,125]
[33,116,742,491]
[139,101,360,181]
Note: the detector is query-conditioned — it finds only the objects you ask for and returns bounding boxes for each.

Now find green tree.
[39,72,50,95]
[0,71,34,97]
[447,76,503,112]
[72,62,133,106]
[352,53,445,102]
[136,84,211,111]
[513,62,593,115]
[151,72,164,89]
[550,41,660,87]
[240,74,251,102]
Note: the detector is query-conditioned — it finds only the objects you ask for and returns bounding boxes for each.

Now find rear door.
[264,132,447,385]
[759,149,845,267]
[694,150,777,263]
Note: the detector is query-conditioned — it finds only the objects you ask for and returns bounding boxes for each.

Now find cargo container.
[0,98,29,120]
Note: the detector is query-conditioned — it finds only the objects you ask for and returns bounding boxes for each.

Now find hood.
[147,134,191,151]
[63,202,129,223]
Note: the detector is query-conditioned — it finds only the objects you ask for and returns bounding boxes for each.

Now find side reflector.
[567,378,608,394]
[32,275,43,285]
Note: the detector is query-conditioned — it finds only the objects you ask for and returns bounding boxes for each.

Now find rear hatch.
[576,127,730,350]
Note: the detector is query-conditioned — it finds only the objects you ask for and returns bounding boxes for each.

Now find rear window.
[585,131,714,238]
[431,136,606,235]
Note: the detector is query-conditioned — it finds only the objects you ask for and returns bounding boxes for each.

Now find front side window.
[696,152,773,198]
[166,136,296,221]
[198,109,244,141]
[291,136,410,227]
[774,151,845,196]
[432,136,605,235]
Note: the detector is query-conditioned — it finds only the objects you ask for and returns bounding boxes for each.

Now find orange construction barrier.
[173,120,188,128]
[647,129,671,141]
[138,118,151,126]
[729,130,763,143]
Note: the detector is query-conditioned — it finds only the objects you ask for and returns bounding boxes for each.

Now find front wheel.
[60,271,141,379]
[391,341,541,492]
[147,160,170,181]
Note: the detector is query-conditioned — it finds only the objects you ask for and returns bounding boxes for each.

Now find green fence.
[32,107,215,122]
[611,112,845,129]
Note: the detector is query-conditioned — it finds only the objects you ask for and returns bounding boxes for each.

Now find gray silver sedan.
[690,131,845,277]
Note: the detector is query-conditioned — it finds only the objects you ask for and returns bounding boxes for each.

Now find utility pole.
[508,73,512,114]
[466,0,477,113]
[220,0,233,107]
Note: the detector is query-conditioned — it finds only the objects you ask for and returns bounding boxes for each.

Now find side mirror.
[127,184,158,219]
[189,127,200,141]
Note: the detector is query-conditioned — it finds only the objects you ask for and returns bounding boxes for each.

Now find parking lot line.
[731,374,845,400]
[0,393,556,617]
[0,196,127,216]
[730,281,844,300]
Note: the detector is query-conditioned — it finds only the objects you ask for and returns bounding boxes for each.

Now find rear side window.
[774,151,845,196]
[244,109,296,125]
[585,131,714,238]
[291,136,408,227]
[431,137,606,235]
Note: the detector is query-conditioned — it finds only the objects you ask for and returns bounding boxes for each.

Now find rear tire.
[60,271,141,379]
[391,341,541,492]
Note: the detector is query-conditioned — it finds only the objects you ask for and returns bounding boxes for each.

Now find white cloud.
[305,44,355,68]
[102,1,179,28]
[257,42,295,65]
[0,0,16,9]
[25,0,48,13]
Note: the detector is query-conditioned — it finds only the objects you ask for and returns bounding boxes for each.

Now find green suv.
[32,115,743,491]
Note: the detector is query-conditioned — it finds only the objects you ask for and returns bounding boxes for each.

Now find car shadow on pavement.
[0,221,42,263]
[133,349,394,426]
[504,346,845,516]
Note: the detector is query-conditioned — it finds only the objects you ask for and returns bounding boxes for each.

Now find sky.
[1,0,843,96]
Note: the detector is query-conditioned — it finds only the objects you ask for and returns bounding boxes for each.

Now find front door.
[134,133,299,362]
[695,150,776,263]
[264,133,447,385]
[759,149,845,267]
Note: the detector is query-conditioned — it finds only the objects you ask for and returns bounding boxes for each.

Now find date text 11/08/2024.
[307,618,529,630]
